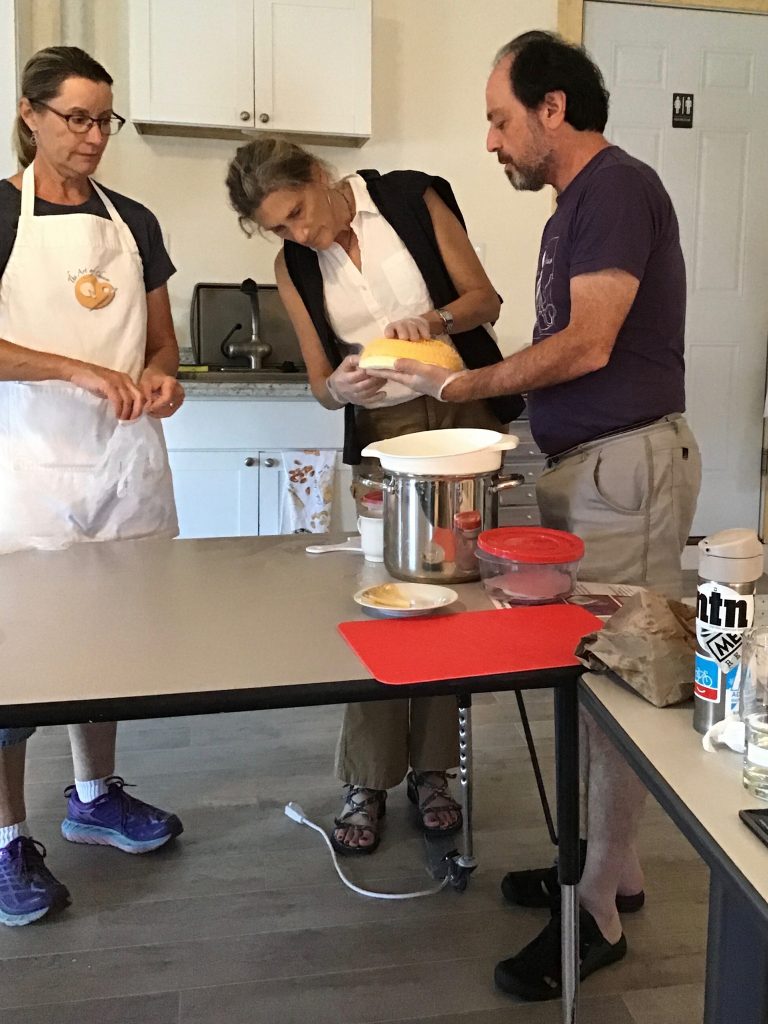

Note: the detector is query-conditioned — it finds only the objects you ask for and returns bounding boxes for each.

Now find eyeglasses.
[35,101,126,136]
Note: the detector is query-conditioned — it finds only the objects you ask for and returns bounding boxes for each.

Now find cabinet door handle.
[263,457,278,467]
[240,110,252,122]
[244,457,257,467]
[259,112,270,124]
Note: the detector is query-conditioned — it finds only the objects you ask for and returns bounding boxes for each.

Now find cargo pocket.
[591,436,651,516]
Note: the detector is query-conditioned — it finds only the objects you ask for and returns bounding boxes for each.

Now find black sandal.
[494,907,627,1002]
[330,786,387,856]
[501,865,645,914]
[406,770,463,836]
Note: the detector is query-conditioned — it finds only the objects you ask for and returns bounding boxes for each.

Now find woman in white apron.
[0,47,184,927]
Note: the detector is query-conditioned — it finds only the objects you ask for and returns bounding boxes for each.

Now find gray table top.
[0,536,574,725]
[581,672,768,913]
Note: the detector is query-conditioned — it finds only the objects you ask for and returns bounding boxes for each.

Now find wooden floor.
[0,680,708,1024]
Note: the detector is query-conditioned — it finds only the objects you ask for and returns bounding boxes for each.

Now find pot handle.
[489,434,520,452]
[491,474,525,494]
[357,474,393,493]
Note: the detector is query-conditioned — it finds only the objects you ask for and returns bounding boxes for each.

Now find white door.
[167,450,260,538]
[252,0,371,136]
[585,2,768,535]
[130,0,255,128]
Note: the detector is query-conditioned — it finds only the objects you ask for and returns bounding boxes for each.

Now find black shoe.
[500,840,645,914]
[494,907,627,1002]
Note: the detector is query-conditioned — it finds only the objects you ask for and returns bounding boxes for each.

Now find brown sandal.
[330,785,387,856]
[406,771,463,836]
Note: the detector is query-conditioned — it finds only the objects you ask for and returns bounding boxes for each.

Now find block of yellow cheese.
[359,337,463,372]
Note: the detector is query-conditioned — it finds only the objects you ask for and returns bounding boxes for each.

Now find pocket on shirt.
[380,250,425,309]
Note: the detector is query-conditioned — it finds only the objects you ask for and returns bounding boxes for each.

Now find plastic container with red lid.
[476,526,585,604]
[361,490,384,517]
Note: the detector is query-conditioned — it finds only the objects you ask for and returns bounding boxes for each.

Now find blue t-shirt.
[527,146,686,456]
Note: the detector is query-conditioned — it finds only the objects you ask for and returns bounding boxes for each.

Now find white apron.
[0,163,177,553]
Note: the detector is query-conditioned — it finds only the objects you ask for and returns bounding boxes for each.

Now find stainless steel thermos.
[693,528,763,734]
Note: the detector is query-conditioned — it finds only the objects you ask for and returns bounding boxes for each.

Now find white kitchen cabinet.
[167,449,261,539]
[129,0,371,141]
[163,398,357,538]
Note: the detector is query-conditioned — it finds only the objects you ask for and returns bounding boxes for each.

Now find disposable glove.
[370,360,468,402]
[326,354,387,407]
[383,315,432,341]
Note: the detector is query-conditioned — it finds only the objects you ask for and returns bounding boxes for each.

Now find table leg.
[457,695,475,865]
[705,871,768,1023]
[555,681,580,1024]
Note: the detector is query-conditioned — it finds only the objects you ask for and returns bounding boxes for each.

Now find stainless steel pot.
[361,470,522,584]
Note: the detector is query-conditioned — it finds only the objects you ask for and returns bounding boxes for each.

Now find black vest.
[283,169,525,464]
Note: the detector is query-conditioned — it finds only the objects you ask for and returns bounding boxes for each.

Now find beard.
[502,157,549,193]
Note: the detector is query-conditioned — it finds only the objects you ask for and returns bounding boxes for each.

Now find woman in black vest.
[226,138,522,856]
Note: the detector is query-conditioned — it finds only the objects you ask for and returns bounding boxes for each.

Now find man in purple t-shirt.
[375,31,702,1001]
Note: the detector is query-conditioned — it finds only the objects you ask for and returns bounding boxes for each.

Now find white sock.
[0,821,30,849]
[75,777,109,803]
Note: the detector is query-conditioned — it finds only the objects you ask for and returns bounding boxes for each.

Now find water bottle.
[739,627,768,800]
[693,528,763,734]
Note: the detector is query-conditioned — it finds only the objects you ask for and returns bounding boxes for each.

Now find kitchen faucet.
[222,279,272,369]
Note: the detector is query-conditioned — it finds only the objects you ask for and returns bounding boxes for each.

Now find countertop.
[176,349,312,398]
[178,376,312,399]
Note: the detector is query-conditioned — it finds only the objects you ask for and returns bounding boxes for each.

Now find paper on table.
[491,581,646,619]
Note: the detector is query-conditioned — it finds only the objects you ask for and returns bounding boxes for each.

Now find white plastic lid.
[698,528,763,584]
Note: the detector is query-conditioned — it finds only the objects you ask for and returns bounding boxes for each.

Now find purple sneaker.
[0,837,71,927]
[61,777,183,854]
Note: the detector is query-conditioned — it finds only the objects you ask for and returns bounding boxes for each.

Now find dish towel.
[280,449,336,534]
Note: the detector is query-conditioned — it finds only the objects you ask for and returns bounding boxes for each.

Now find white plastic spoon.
[305,537,363,555]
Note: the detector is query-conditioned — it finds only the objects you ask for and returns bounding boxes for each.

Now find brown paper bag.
[575,590,696,707]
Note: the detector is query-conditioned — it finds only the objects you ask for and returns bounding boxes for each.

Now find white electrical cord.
[284,802,451,900]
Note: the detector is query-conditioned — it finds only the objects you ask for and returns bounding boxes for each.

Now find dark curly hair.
[495,31,609,133]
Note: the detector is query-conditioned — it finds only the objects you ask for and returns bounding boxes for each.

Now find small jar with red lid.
[360,490,384,518]
[454,510,482,572]
[475,526,585,604]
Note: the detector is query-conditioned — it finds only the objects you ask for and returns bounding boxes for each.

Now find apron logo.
[72,271,116,311]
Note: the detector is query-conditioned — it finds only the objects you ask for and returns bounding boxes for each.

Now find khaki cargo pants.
[535,415,701,599]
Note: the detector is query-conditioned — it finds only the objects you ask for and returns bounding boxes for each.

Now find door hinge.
[762,449,768,477]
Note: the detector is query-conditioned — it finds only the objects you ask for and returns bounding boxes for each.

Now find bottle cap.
[698,528,763,585]
[454,511,481,531]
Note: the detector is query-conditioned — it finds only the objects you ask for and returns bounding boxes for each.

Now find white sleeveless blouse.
[316,174,456,406]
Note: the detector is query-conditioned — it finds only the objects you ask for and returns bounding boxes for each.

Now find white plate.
[354,582,459,618]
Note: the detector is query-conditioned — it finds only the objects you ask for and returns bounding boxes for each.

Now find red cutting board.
[338,605,601,685]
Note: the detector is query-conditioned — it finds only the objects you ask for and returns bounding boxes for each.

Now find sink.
[178,368,308,384]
